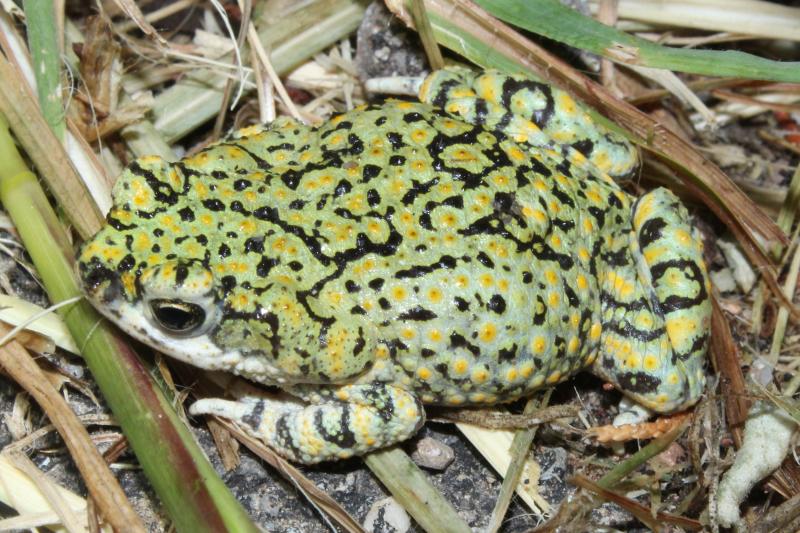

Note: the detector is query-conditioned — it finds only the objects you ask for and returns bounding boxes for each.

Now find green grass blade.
[476,0,800,82]
[364,448,472,533]
[22,0,65,140]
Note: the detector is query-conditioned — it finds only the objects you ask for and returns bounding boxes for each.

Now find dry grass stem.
[0,341,144,532]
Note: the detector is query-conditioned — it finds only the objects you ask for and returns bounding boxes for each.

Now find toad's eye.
[149,299,206,335]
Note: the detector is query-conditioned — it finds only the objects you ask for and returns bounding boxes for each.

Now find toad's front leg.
[190,383,425,464]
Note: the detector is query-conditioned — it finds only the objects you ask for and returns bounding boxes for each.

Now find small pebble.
[410,436,455,470]
[363,497,411,533]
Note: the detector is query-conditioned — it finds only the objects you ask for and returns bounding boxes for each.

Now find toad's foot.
[190,383,425,464]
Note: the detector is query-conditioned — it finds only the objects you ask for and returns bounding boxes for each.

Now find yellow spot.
[547,292,560,307]
[239,219,255,234]
[134,233,150,251]
[411,129,429,143]
[550,234,562,248]
[428,329,442,342]
[375,344,389,359]
[391,286,407,301]
[479,323,497,343]
[479,274,493,288]
[666,315,698,349]
[404,160,425,174]
[328,292,343,305]
[558,92,577,115]
[675,229,692,245]
[453,359,469,375]
[225,146,244,159]
[668,372,679,385]
[621,342,632,356]
[506,368,518,382]
[620,280,635,298]
[578,247,590,262]
[590,322,602,340]
[520,361,534,378]
[236,124,261,137]
[586,189,602,203]
[644,354,659,371]
[446,395,465,405]
[626,355,641,369]
[440,212,457,227]
[427,287,443,303]
[493,174,509,187]
[472,368,489,383]
[475,193,491,206]
[497,278,509,291]
[593,150,610,171]
[346,195,364,211]
[576,274,587,290]
[634,195,654,228]
[507,146,525,161]
[567,337,579,353]
[544,269,558,285]
[582,218,594,232]
[531,336,547,354]
[401,327,416,340]
[546,371,562,384]
[184,152,209,166]
[470,393,487,403]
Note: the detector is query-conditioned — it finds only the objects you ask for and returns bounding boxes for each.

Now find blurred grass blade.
[364,447,472,533]
[151,0,368,142]
[596,0,800,43]
[478,0,800,83]
[22,0,65,140]
[0,113,258,531]
[0,20,102,238]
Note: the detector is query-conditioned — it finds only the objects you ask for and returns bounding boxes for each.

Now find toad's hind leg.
[190,383,424,464]
[593,188,711,412]
[417,68,639,180]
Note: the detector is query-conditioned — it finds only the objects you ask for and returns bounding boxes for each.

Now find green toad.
[78,69,711,463]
